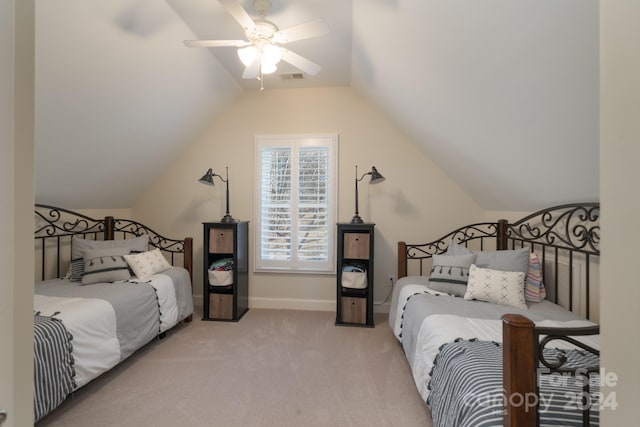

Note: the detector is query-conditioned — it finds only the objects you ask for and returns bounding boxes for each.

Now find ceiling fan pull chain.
[260,70,265,92]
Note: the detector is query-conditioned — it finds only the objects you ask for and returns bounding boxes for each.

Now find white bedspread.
[33,272,182,389]
[392,284,448,341]
[34,294,120,388]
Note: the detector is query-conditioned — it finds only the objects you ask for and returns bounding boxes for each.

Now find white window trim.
[254,133,338,274]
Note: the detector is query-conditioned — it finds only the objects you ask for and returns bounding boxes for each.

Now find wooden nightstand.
[335,223,375,327]
[202,221,249,321]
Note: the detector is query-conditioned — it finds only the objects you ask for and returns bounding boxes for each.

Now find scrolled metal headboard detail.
[405,222,499,260]
[398,222,500,277]
[111,218,186,254]
[506,203,600,255]
[35,204,105,239]
[399,203,600,275]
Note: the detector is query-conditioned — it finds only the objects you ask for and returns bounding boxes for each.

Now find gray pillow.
[427,253,477,297]
[476,247,530,276]
[69,235,149,281]
[81,247,131,285]
[447,240,530,276]
[446,240,474,256]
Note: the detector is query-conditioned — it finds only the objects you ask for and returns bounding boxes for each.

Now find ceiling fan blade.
[273,19,329,44]
[218,0,257,33]
[281,49,321,76]
[242,57,261,79]
[183,39,249,48]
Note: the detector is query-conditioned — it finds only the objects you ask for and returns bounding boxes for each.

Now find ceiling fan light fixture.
[260,62,277,74]
[237,45,258,67]
[262,43,282,65]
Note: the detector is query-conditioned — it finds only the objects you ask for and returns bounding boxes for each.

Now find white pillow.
[464,264,527,310]
[123,248,172,281]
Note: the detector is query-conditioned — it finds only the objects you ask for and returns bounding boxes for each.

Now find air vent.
[280,73,305,80]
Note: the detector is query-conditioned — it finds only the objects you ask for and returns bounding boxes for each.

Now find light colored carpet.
[37,308,433,427]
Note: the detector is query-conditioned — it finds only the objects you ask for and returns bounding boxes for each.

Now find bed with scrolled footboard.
[392,203,601,427]
[34,204,194,422]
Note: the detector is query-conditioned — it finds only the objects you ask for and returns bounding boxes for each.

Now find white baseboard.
[374,302,390,313]
[250,297,391,314]
[194,295,391,314]
[249,297,335,311]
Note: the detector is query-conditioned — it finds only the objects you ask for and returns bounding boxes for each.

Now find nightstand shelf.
[335,223,375,327]
[202,221,249,321]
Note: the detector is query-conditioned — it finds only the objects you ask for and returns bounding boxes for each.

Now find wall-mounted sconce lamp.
[351,165,385,224]
[198,167,236,223]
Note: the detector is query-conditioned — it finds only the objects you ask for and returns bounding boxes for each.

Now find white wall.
[600,0,640,424]
[0,0,35,425]
[0,0,16,420]
[75,208,133,220]
[482,210,529,223]
[134,87,483,312]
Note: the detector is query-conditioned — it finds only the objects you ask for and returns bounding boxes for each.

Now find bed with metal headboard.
[33,204,194,422]
[393,203,600,427]
[35,204,193,282]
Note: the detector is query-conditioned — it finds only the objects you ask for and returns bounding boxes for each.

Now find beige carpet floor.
[36,308,433,427]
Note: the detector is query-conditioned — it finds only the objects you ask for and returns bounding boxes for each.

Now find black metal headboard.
[398,203,600,319]
[35,204,193,283]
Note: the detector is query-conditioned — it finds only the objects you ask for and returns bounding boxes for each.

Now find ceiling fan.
[184,0,329,81]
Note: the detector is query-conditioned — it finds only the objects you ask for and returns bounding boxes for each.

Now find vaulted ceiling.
[35,0,599,211]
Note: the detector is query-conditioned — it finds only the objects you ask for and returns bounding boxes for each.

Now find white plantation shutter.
[297,147,329,261]
[260,148,292,261]
[255,135,337,273]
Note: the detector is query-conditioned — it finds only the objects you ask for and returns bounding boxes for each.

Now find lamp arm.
[210,168,230,216]
[200,167,235,223]
[225,176,230,217]
[352,167,372,224]
[354,171,373,216]
[211,174,226,182]
[356,172,372,182]
[354,176,359,218]
[220,166,235,223]
[350,165,384,224]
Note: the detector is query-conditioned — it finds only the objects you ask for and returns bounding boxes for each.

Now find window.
[254,134,338,273]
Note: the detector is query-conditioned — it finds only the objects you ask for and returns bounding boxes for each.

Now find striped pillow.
[67,258,84,282]
[81,247,131,285]
[68,235,149,281]
[427,253,477,297]
[525,252,546,302]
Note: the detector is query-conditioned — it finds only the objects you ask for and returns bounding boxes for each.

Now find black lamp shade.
[369,166,385,184]
[198,168,215,186]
